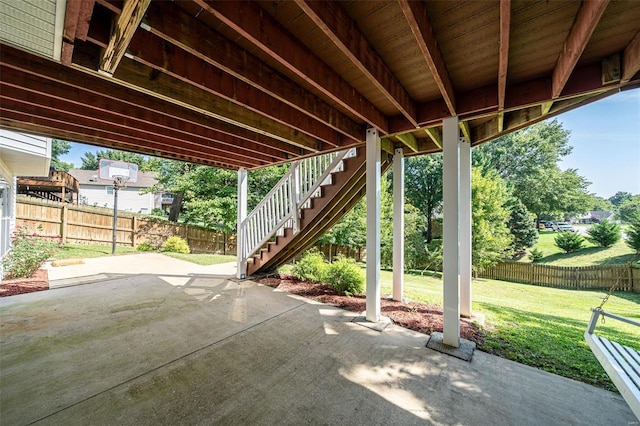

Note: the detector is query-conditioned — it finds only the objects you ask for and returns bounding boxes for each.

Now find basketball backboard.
[98,159,138,183]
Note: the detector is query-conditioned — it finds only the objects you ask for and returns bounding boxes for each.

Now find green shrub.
[586,219,621,248]
[554,232,584,253]
[2,226,61,279]
[528,247,544,262]
[324,256,364,296]
[292,250,327,283]
[161,236,190,254]
[136,242,155,252]
[625,214,640,254]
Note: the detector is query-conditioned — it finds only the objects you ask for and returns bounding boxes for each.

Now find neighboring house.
[0,130,52,279]
[68,169,162,214]
[575,210,615,224]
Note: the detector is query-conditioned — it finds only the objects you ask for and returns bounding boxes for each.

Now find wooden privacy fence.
[15,196,235,254]
[480,261,640,293]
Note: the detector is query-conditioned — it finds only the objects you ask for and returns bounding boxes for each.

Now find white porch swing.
[584,260,640,420]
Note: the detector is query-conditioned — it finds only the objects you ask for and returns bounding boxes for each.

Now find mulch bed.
[0,269,49,297]
[257,274,486,345]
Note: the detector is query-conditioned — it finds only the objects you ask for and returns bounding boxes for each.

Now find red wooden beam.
[192,0,388,133]
[295,0,417,127]
[76,0,96,41]
[0,86,267,168]
[398,0,456,116]
[0,108,252,169]
[622,30,640,83]
[143,2,363,143]
[0,77,284,165]
[498,0,511,112]
[126,30,341,148]
[551,0,609,98]
[0,44,303,158]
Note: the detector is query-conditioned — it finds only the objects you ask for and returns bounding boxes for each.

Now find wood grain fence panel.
[481,261,637,292]
[16,196,233,254]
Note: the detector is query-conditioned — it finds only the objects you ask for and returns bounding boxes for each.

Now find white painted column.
[366,128,381,322]
[460,138,472,318]
[442,116,460,347]
[393,148,404,302]
[236,167,248,279]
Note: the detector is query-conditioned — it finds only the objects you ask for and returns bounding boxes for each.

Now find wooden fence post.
[132,216,138,247]
[60,204,68,244]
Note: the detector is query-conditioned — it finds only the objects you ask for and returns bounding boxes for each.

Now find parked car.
[538,220,552,230]
[552,222,576,232]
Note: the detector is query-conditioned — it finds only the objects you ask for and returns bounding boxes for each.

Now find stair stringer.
[247,150,391,275]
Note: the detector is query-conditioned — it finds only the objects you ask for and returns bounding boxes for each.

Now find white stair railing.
[239,148,356,263]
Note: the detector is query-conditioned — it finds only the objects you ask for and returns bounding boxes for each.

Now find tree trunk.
[426,200,434,243]
[169,191,184,222]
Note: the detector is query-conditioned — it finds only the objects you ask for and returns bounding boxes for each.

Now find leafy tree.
[473,119,572,180]
[80,149,158,172]
[471,169,513,273]
[554,232,584,253]
[405,154,442,243]
[586,219,621,248]
[50,139,74,171]
[514,167,591,224]
[625,214,640,254]
[508,200,538,252]
[317,198,366,260]
[608,191,632,207]
[587,194,613,212]
[473,120,591,224]
[617,195,640,223]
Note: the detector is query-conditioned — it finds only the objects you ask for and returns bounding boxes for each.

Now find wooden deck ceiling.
[1,0,639,169]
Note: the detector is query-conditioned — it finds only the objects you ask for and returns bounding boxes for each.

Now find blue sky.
[61,89,640,199]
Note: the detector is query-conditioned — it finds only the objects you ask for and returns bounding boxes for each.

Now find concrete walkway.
[1,254,635,425]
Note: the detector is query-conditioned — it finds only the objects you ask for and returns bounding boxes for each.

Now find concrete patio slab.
[1,255,635,425]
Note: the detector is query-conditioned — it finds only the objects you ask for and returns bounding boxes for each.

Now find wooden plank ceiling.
[1,0,639,169]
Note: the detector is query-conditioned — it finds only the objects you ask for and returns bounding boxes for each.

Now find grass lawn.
[525,230,636,266]
[52,245,236,267]
[377,269,640,391]
[52,244,137,260]
[162,252,236,265]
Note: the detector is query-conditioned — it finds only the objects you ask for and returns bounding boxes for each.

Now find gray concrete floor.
[0,254,636,425]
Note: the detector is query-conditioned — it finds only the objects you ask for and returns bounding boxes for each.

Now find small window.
[106,186,114,195]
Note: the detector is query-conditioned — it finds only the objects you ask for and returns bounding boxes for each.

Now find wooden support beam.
[497,112,505,133]
[541,101,554,115]
[76,0,96,41]
[126,31,341,148]
[395,132,419,153]
[380,137,396,155]
[498,0,511,111]
[398,0,456,116]
[0,84,273,167]
[143,2,362,143]
[193,0,388,133]
[0,73,286,164]
[551,0,609,98]
[0,108,253,169]
[100,0,151,75]
[424,127,442,149]
[295,0,417,127]
[459,121,471,142]
[622,30,640,83]
[0,44,303,158]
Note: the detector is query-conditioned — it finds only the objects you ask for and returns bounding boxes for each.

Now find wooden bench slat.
[604,338,640,390]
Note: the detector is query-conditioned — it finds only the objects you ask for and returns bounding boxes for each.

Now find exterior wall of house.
[0,131,51,280]
[79,184,158,213]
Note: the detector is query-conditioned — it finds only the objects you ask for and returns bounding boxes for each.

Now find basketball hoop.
[113,175,130,189]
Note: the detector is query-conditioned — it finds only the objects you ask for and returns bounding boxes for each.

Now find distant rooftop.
[68,169,158,189]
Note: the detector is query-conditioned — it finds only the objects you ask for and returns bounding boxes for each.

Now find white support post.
[393,148,404,302]
[460,137,472,318]
[366,128,381,322]
[442,116,460,347]
[291,161,300,233]
[236,167,248,279]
